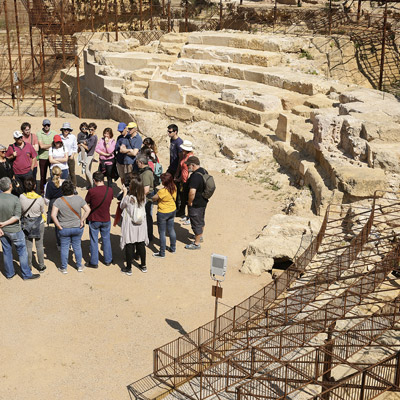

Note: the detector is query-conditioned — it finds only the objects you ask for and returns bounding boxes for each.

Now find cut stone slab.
[367,142,400,173]
[148,80,185,104]
[339,87,397,104]
[221,89,282,112]
[334,165,387,198]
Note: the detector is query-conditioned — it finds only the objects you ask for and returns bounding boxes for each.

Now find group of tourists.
[0,120,214,280]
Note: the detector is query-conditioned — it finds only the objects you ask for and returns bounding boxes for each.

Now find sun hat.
[61,122,73,131]
[117,122,127,132]
[127,122,137,129]
[13,131,23,139]
[181,140,193,152]
[53,135,62,142]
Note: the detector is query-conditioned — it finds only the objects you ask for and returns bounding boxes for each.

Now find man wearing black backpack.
[184,156,215,250]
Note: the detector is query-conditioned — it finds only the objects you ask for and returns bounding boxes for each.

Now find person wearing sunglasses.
[37,119,57,195]
[80,122,98,189]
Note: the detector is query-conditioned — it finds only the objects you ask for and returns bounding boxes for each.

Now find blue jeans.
[59,227,84,270]
[157,211,176,256]
[89,221,112,265]
[0,230,32,279]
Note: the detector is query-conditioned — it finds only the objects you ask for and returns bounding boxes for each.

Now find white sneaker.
[77,266,84,272]
[183,220,191,225]
[58,268,68,274]
[180,216,188,222]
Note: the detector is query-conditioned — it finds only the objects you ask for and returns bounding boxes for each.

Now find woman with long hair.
[44,165,65,249]
[51,180,90,273]
[95,127,116,187]
[48,135,69,179]
[152,172,177,258]
[19,176,46,273]
[120,175,148,275]
[0,144,23,196]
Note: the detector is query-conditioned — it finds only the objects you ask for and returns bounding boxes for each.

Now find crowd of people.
[0,120,212,279]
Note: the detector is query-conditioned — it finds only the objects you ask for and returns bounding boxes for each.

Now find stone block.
[165,104,193,120]
[148,80,185,104]
[121,95,166,113]
[367,142,400,173]
[275,113,291,142]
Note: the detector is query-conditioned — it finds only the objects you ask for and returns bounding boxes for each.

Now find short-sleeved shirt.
[37,129,57,159]
[157,188,177,214]
[20,194,45,219]
[49,146,69,170]
[85,185,113,222]
[188,167,209,208]
[5,142,37,175]
[0,192,21,233]
[119,134,142,165]
[54,195,86,229]
[168,137,183,175]
[140,167,154,196]
[86,135,98,156]
[23,134,39,168]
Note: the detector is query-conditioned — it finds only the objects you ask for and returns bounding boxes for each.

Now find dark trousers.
[39,159,50,193]
[99,162,113,187]
[68,157,76,187]
[15,170,33,192]
[125,242,146,268]
[145,200,153,242]
[177,181,189,216]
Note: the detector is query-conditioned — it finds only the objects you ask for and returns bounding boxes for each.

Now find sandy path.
[0,116,279,399]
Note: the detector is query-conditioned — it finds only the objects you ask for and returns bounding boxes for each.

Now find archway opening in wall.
[273,256,293,270]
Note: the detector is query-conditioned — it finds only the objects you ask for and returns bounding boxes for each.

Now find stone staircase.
[61,30,400,214]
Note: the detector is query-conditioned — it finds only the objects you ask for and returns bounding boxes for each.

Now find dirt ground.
[0,116,280,400]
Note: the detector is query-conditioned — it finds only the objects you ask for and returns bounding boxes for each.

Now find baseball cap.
[117,122,127,132]
[42,119,51,126]
[53,135,62,142]
[127,122,137,129]
[13,131,23,139]
[185,156,200,166]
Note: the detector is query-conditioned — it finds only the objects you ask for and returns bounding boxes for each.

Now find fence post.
[4,0,15,108]
[219,0,223,30]
[61,0,66,68]
[378,0,388,91]
[26,0,36,82]
[185,0,188,32]
[167,0,171,32]
[114,0,118,41]
[90,0,94,32]
[39,31,47,116]
[14,0,24,98]
[140,0,143,30]
[75,55,82,118]
[150,0,153,30]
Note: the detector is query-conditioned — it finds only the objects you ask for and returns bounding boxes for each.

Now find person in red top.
[6,131,37,191]
[21,122,39,183]
[175,140,194,220]
[85,171,114,268]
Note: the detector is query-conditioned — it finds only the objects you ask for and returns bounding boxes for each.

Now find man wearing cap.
[184,156,208,250]
[114,122,128,183]
[21,122,39,184]
[60,122,78,187]
[0,177,40,280]
[6,131,37,190]
[37,119,57,194]
[116,122,142,183]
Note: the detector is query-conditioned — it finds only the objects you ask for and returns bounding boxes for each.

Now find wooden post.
[150,0,153,30]
[140,0,143,30]
[61,0,66,68]
[185,0,188,32]
[378,0,388,91]
[356,0,362,22]
[162,0,165,18]
[328,0,332,36]
[14,0,24,98]
[39,33,47,117]
[114,0,118,41]
[40,28,46,74]
[105,0,109,37]
[167,0,171,32]
[4,0,15,108]
[52,95,58,117]
[27,0,36,82]
[75,56,82,118]
[219,0,223,30]
[90,0,94,32]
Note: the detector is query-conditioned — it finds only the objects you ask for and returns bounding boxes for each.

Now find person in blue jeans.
[51,180,90,274]
[0,177,40,280]
[152,173,177,258]
[85,171,114,268]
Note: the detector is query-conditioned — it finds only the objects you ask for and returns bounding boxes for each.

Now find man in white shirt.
[60,122,78,187]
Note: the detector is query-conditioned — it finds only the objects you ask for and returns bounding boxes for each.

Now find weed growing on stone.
[299,50,313,60]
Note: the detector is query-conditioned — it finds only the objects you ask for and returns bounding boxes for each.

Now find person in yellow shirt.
[152,173,177,258]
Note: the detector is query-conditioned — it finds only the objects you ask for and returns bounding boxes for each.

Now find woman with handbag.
[19,177,46,273]
[51,180,90,274]
[95,127,116,187]
[120,175,148,275]
[152,172,177,258]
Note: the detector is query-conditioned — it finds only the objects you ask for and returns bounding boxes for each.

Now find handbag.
[21,198,41,239]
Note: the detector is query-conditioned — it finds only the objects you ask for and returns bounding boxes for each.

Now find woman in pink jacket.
[96,127,116,187]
